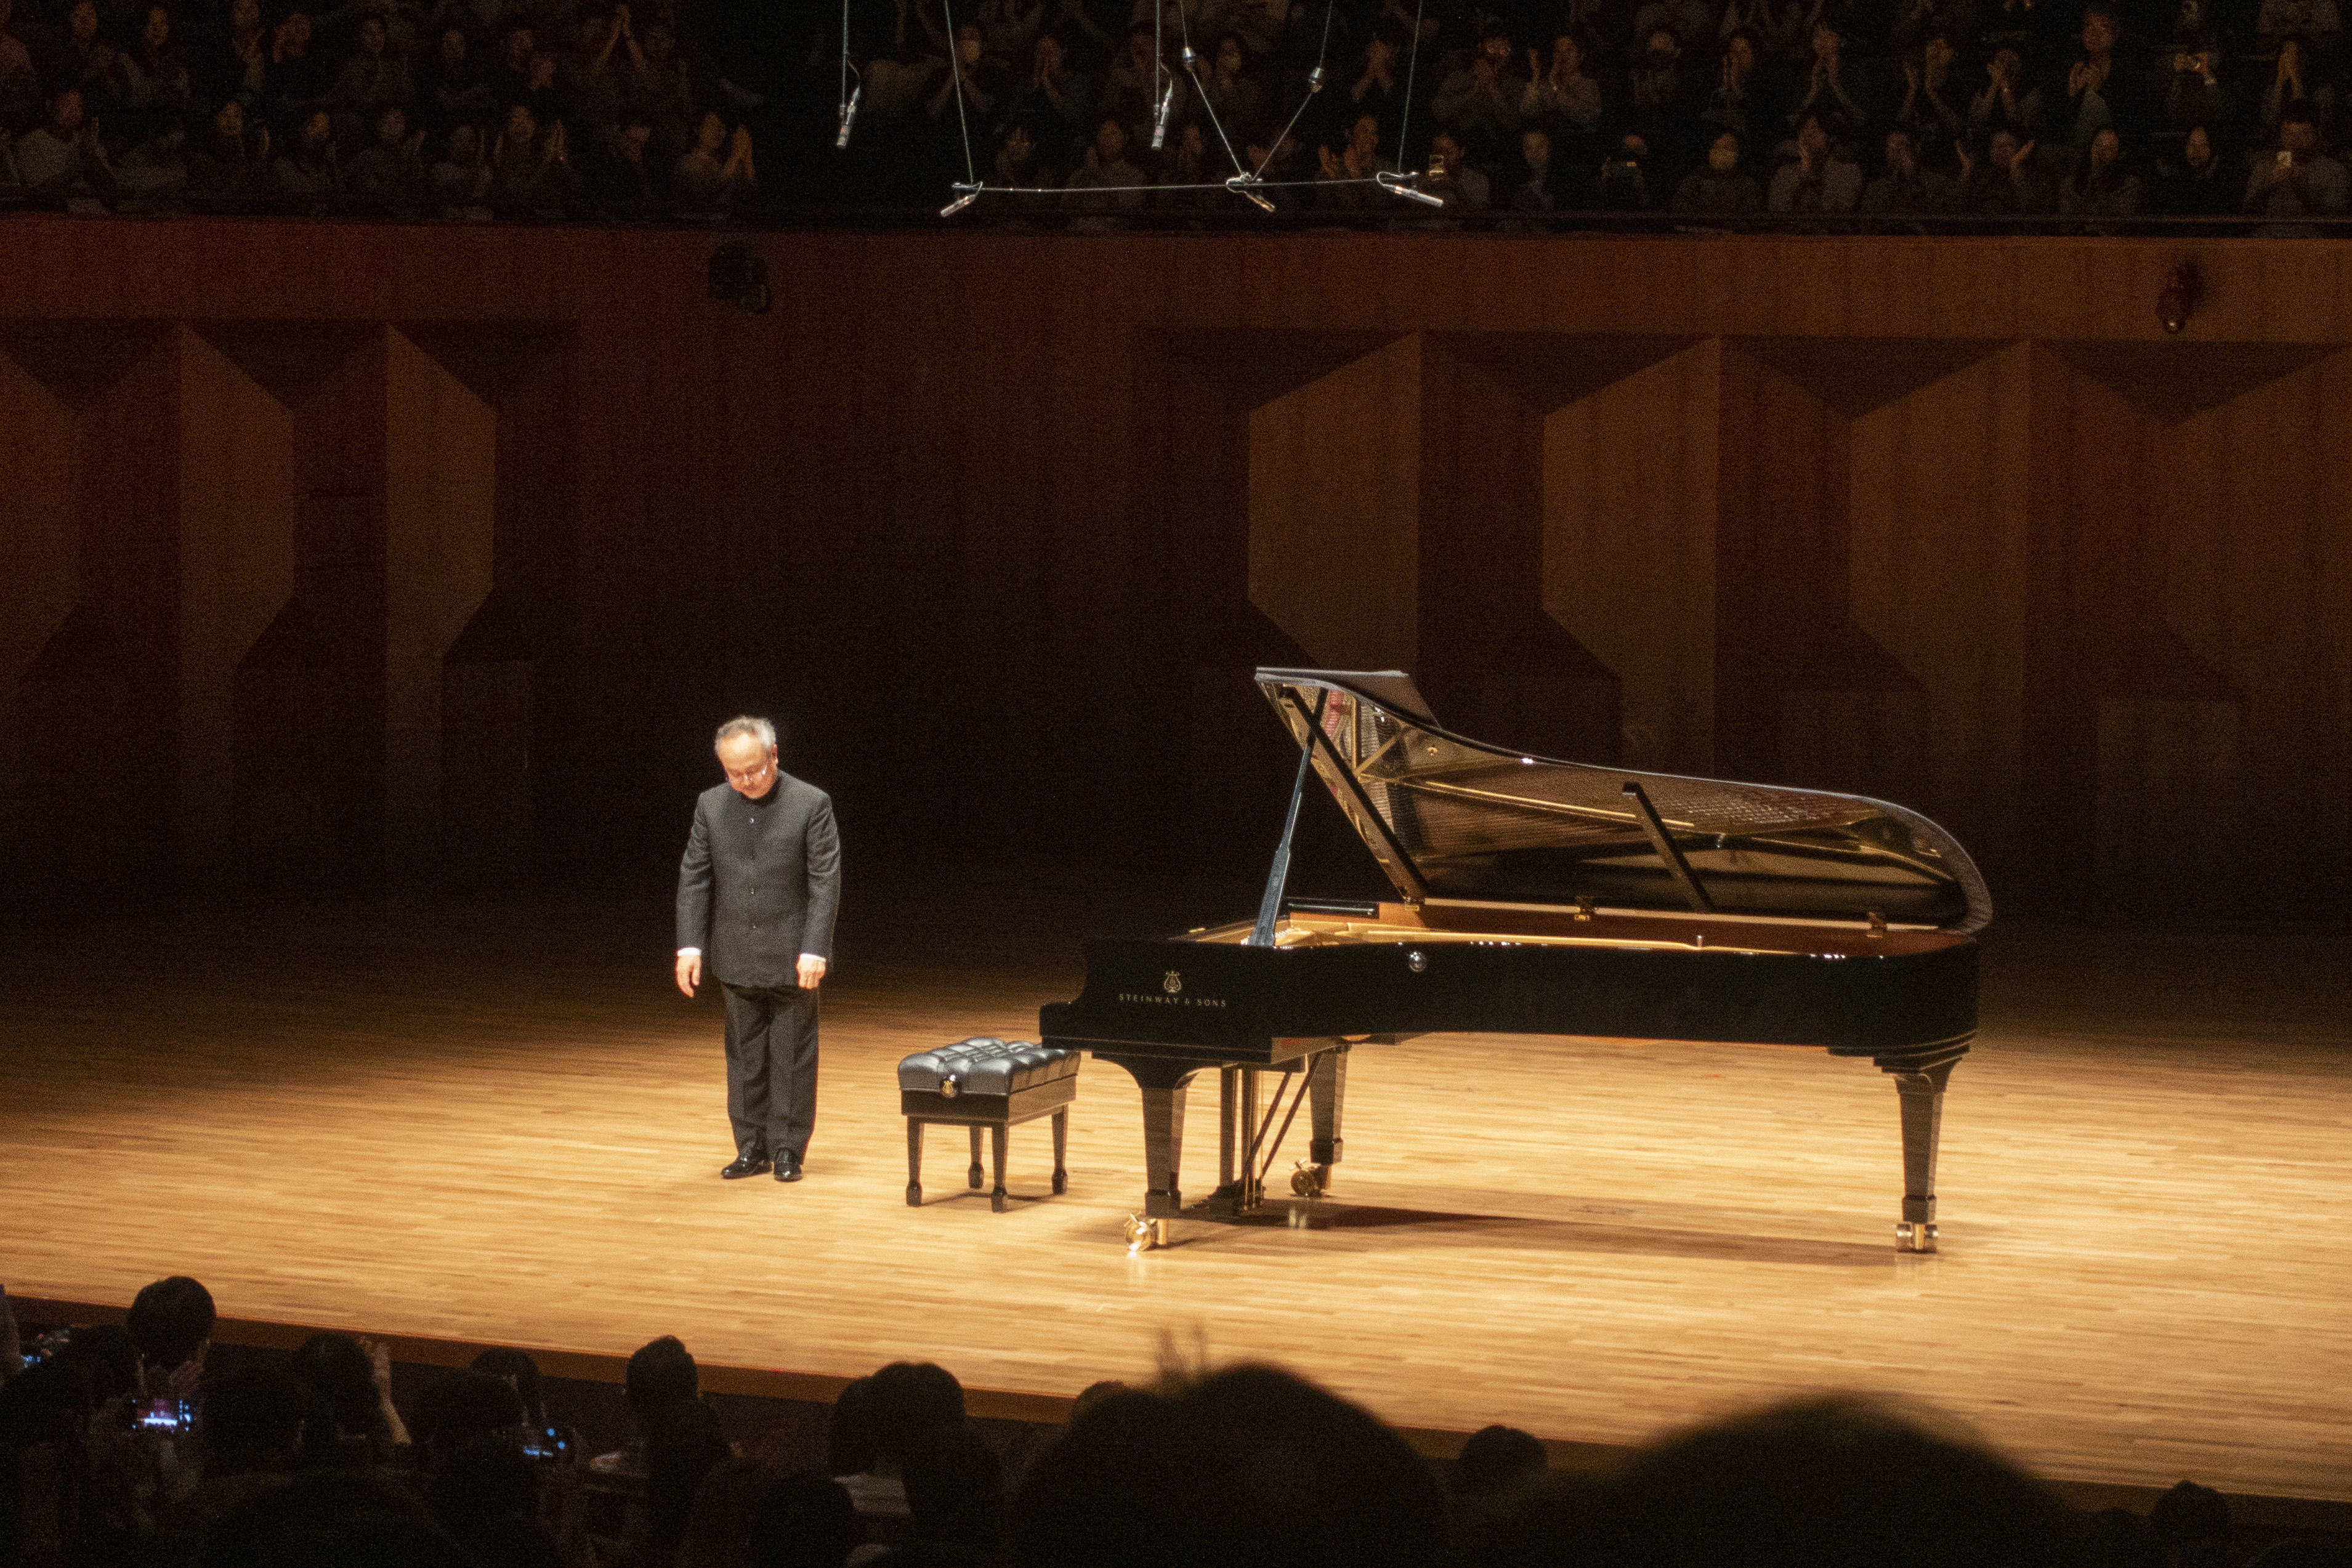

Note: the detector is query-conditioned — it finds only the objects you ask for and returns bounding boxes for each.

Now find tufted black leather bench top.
[899,1037,1081,1099]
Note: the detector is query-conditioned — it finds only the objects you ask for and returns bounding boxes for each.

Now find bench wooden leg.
[968,1126,984,1189]
[1051,1108,1068,1195]
[905,1120,923,1206]
[990,1123,1009,1212]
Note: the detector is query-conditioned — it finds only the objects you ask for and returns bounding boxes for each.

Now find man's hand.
[675,952,701,997]
[796,955,828,990]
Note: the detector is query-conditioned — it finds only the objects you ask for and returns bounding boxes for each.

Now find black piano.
[1039,669,1991,1253]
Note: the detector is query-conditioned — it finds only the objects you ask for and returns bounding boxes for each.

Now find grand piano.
[1039,669,1991,1253]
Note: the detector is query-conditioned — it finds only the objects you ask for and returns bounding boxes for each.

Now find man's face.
[1811,22,1837,57]
[70,2,95,43]
[1479,36,1509,68]
[216,100,243,138]
[1350,114,1378,156]
[1431,132,1458,169]
[2082,12,2114,52]
[53,89,83,132]
[2184,125,2211,166]
[504,27,533,68]
[378,107,404,145]
[2283,121,2316,155]
[142,6,166,49]
[1646,30,1676,63]
[1798,119,1827,158]
[232,0,258,30]
[717,735,778,799]
[1097,119,1125,160]
[360,15,384,54]
[1726,35,1753,73]
[1925,36,1952,70]
[1522,130,1548,170]
[1990,131,2018,166]
[440,28,464,66]
[1886,131,1914,172]
[282,12,309,49]
[1218,39,1241,73]
[304,109,331,146]
[1035,35,1060,75]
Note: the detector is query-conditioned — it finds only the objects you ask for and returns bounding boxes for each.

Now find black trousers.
[721,982,819,1160]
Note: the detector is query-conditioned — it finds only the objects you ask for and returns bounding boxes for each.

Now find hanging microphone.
[835,82,861,148]
[1307,64,1325,91]
[1378,170,1444,207]
[940,184,980,217]
[1150,75,1174,149]
[1226,174,1275,212]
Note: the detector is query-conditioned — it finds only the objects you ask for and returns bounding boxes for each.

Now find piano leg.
[1211,1067,1264,1216]
[1889,1060,1956,1252]
[1096,1056,1198,1222]
[1298,1044,1349,1196]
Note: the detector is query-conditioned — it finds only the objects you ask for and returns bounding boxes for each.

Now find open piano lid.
[1257,669,1992,934]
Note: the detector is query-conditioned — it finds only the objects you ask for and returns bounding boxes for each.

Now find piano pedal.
[1123,1213,1168,1253]
[1290,1160,1330,1200]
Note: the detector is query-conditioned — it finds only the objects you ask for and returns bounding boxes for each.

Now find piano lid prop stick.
[1248,690,1328,946]
[1621,780,1715,915]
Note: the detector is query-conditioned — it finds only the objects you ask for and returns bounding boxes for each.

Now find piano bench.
[898,1038,1081,1213]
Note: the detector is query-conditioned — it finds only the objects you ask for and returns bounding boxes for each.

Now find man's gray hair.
[714,715,776,750]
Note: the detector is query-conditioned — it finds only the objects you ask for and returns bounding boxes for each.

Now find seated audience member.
[493,101,581,212]
[0,0,37,127]
[470,1346,550,1430]
[417,26,494,135]
[2049,2,2142,169]
[1063,110,1147,225]
[126,1275,215,1396]
[2245,106,2349,228]
[411,1366,527,1465]
[156,1362,308,1551]
[1967,45,2043,142]
[627,1335,701,1429]
[346,102,427,207]
[1593,1393,2075,1568]
[1786,18,1869,142]
[1635,0,1715,51]
[1314,110,1396,211]
[931,20,1012,143]
[1597,132,1655,208]
[1012,1364,1448,1568]
[1521,34,1602,135]
[1432,30,1523,164]
[672,108,753,213]
[2149,121,2233,212]
[263,12,333,135]
[1008,34,1093,172]
[1451,1424,1549,1503]
[206,1465,477,1567]
[428,1434,570,1568]
[0,1360,105,1562]
[14,85,111,196]
[119,4,191,135]
[2260,36,2334,142]
[1861,126,1955,211]
[644,1397,734,1568]
[53,1324,142,1407]
[903,1421,1008,1556]
[1894,33,1965,145]
[568,2,644,135]
[430,121,491,215]
[1720,0,1809,67]
[1702,30,1776,145]
[1769,111,1861,211]
[1197,32,1265,148]
[748,1471,860,1568]
[273,106,343,203]
[2154,23,2231,133]
[291,1332,410,1465]
[1511,126,1561,212]
[2258,0,2343,54]
[588,112,662,209]
[1675,129,1765,211]
[836,1360,967,1517]
[1423,127,1490,210]
[676,1455,788,1568]
[328,9,413,150]
[1960,126,2055,212]
[2061,123,2139,218]
[1624,28,1703,169]
[189,97,272,196]
[1889,0,1976,54]
[1097,27,1181,160]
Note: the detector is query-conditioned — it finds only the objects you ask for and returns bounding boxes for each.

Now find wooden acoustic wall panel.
[0,350,81,881]
[2138,349,2352,917]
[384,330,497,883]
[1848,344,2036,880]
[0,323,179,893]
[1540,339,1721,777]
[1248,333,1423,674]
[175,329,297,882]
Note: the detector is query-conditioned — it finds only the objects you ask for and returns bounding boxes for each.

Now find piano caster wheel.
[1123,1214,1167,1253]
[1290,1160,1330,1200]
[1896,1220,1939,1253]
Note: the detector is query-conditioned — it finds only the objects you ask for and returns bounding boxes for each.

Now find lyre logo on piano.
[1162,971,1183,995]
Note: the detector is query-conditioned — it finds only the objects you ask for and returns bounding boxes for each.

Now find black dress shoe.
[721,1152,771,1179]
[775,1154,803,1182]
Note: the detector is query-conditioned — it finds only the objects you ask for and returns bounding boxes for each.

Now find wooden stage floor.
[1,881,2346,1503]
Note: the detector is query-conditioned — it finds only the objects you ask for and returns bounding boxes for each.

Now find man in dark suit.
[675,716,841,1182]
